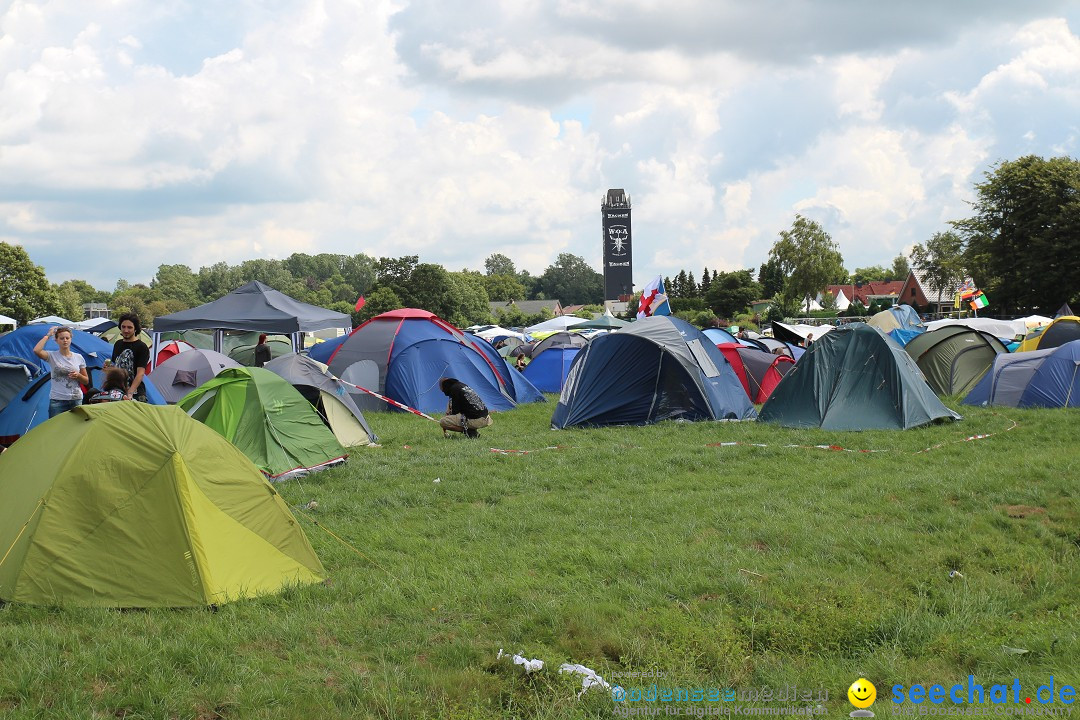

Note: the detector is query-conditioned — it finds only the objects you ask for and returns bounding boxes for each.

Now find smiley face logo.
[848,678,877,709]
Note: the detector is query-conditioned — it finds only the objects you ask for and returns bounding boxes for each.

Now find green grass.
[2,399,1078,719]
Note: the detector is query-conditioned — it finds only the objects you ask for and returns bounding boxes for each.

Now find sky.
[2,0,1080,293]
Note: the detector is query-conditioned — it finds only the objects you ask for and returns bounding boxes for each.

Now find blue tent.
[0,356,40,414]
[703,327,739,344]
[0,324,113,374]
[551,316,756,428]
[308,334,348,364]
[327,309,542,414]
[888,328,924,347]
[963,340,1080,408]
[523,346,581,393]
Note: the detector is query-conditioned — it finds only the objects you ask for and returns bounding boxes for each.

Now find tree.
[850,266,889,284]
[705,270,762,319]
[700,267,712,296]
[375,255,419,307]
[447,271,492,327]
[768,215,846,315]
[356,286,403,323]
[954,155,1080,312]
[890,254,910,281]
[757,258,785,299]
[484,253,516,277]
[0,242,63,324]
[483,274,525,302]
[538,253,604,305]
[910,231,965,300]
[151,264,200,307]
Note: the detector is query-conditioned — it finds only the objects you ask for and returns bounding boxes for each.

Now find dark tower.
[601,189,633,301]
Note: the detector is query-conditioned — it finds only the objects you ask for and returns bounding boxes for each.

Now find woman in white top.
[33,326,88,418]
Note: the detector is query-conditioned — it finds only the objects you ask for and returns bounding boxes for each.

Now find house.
[82,302,110,320]
[559,304,586,316]
[824,281,903,310]
[488,299,563,318]
[898,270,959,314]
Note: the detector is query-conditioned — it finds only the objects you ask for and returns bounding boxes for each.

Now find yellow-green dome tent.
[0,403,325,607]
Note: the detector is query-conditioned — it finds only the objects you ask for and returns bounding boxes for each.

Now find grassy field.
[1,397,1078,719]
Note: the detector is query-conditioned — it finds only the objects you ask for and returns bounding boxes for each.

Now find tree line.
[0,246,606,329]
[3,154,1075,330]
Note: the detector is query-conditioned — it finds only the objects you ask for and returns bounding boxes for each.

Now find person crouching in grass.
[438,377,492,439]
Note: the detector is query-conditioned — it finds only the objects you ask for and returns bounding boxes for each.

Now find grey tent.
[759,323,961,430]
[151,281,351,368]
[264,354,377,447]
[147,349,242,404]
[0,356,38,414]
[903,326,1007,396]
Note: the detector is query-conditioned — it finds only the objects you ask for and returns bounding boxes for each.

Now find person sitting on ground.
[254,333,272,367]
[33,326,88,418]
[438,377,492,439]
[515,354,527,372]
[89,367,129,403]
[111,313,150,401]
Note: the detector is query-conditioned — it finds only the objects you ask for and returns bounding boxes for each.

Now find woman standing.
[33,326,88,418]
[253,333,272,368]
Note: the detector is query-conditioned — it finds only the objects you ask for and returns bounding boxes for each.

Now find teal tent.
[759,324,961,430]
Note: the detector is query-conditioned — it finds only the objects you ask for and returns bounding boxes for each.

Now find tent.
[903,326,1008,396]
[178,367,348,479]
[525,316,588,333]
[522,332,589,393]
[759,323,961,430]
[703,327,739,345]
[151,281,351,367]
[963,341,1080,408]
[308,333,348,364]
[551,315,757,428]
[925,317,1020,342]
[867,305,924,333]
[0,356,38,414]
[225,333,293,366]
[28,315,75,325]
[328,308,543,414]
[147,348,242,404]
[1056,303,1075,318]
[0,324,113,377]
[100,325,153,348]
[574,313,630,330]
[715,344,795,404]
[0,314,17,330]
[770,321,834,346]
[0,403,325,607]
[264,353,378,447]
[154,339,195,368]
[1017,316,1080,352]
[888,328,924,347]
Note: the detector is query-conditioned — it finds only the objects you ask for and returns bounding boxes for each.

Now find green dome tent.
[178,367,348,480]
[759,323,961,430]
[903,325,1008,396]
[0,403,325,607]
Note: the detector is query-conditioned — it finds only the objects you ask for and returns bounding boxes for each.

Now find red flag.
[354,295,366,312]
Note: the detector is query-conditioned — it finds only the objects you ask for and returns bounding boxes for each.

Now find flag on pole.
[637,275,670,319]
[969,291,989,310]
[354,295,366,312]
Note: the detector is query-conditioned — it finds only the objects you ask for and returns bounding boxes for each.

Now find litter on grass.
[559,663,611,698]
[497,649,544,673]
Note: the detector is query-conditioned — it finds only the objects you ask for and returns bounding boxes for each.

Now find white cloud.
[1,0,1079,294]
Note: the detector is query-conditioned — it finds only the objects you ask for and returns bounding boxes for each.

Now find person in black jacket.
[439,377,492,438]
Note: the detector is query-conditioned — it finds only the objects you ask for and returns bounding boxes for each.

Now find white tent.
[474,326,529,342]
[0,314,16,329]
[926,317,1021,340]
[29,315,75,325]
[525,316,589,333]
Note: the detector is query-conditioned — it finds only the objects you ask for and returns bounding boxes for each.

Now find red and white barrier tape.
[336,380,438,422]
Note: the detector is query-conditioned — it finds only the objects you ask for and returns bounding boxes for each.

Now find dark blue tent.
[963,340,1080,408]
[0,356,39,413]
[0,324,112,375]
[551,316,756,428]
[327,309,542,414]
